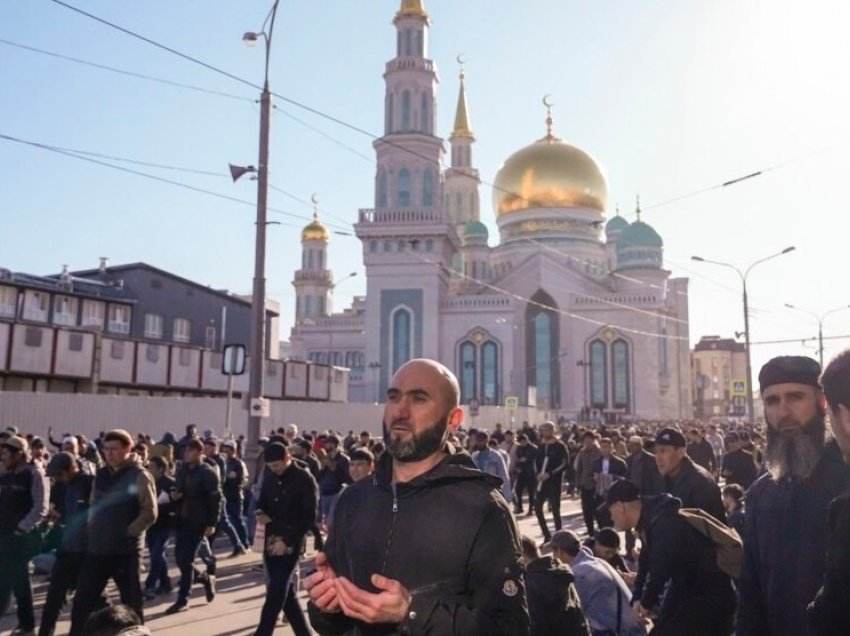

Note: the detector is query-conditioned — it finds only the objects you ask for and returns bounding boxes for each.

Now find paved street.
[1,496,586,635]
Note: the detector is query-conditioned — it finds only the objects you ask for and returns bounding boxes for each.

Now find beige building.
[691,335,748,419]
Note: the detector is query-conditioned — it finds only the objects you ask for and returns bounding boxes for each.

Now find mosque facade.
[289,0,693,420]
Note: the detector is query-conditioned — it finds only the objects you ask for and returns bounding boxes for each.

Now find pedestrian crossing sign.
[730,380,747,396]
[504,396,519,410]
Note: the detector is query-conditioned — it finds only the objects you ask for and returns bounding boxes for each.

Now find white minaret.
[293,200,332,322]
[444,64,481,232]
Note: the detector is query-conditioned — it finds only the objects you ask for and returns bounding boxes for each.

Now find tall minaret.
[444,63,480,231]
[373,0,443,211]
[293,200,332,323]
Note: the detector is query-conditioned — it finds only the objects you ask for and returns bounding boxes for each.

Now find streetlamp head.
[691,256,704,262]
[242,31,261,46]
[784,303,795,309]
[781,246,796,254]
[349,272,358,278]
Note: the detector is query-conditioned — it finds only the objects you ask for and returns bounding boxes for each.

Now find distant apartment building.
[0,261,346,401]
[691,335,747,419]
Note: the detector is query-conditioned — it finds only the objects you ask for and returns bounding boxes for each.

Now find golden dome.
[397,0,427,19]
[301,214,329,243]
[493,134,608,216]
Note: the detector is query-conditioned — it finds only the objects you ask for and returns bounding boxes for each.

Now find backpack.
[678,507,743,579]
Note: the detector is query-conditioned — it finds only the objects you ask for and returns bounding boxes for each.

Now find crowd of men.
[2,351,850,635]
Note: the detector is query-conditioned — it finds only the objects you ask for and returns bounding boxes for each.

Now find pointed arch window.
[397,168,411,207]
[460,341,477,403]
[386,93,394,134]
[420,92,430,134]
[589,340,608,408]
[422,169,433,206]
[391,307,412,373]
[378,171,388,207]
[482,341,498,404]
[307,250,314,269]
[404,29,412,56]
[612,339,631,410]
[401,90,411,131]
[526,291,560,409]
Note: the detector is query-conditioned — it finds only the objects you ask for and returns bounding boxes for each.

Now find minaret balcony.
[358,207,448,224]
[294,270,332,282]
[386,58,435,73]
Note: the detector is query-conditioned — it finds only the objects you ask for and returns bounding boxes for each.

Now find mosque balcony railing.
[358,207,449,224]
[572,293,660,306]
[294,270,333,282]
[441,296,512,310]
[386,58,435,73]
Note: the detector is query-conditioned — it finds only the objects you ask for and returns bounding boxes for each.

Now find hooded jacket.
[308,446,529,636]
[525,556,589,636]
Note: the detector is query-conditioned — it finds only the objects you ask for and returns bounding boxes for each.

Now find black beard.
[383,417,448,463]
[764,414,826,481]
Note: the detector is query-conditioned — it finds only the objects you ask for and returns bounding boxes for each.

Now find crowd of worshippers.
[3,351,850,635]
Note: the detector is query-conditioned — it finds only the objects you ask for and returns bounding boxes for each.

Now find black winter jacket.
[257,462,317,551]
[175,461,222,529]
[808,492,850,635]
[633,494,736,622]
[626,449,663,496]
[526,556,589,636]
[308,447,530,636]
[663,456,726,522]
[58,470,94,553]
[721,448,758,490]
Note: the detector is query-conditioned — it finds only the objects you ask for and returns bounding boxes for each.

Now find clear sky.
[2,0,849,389]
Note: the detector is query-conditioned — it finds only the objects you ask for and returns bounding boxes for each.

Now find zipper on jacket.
[381,483,399,575]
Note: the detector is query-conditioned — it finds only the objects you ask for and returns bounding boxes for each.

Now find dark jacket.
[663,456,725,522]
[150,474,177,531]
[223,456,248,501]
[257,461,318,551]
[526,556,589,636]
[808,492,850,635]
[626,449,663,496]
[634,494,736,626]
[591,455,628,479]
[687,439,716,473]
[58,469,95,553]
[514,442,538,476]
[87,454,156,555]
[175,460,222,529]
[317,451,351,496]
[738,440,850,636]
[535,440,570,487]
[308,447,530,636]
[721,448,758,490]
[0,461,49,535]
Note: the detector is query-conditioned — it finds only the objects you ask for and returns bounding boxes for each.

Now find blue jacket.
[472,449,512,502]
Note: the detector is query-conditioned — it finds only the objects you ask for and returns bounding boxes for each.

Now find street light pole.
[692,246,795,425]
[784,303,850,368]
[244,0,280,463]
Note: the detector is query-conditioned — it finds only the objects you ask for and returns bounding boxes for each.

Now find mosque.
[289,0,693,420]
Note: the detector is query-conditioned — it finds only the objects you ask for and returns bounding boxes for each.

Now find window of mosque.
[415,29,423,56]
[378,172,388,207]
[398,168,411,206]
[425,239,434,252]
[398,240,406,251]
[304,296,314,317]
[404,29,412,56]
[387,93,394,134]
[301,251,307,269]
[370,240,378,253]
[318,250,324,269]
[384,240,392,252]
[421,92,430,134]
[422,169,433,206]
[659,327,669,375]
[459,341,477,403]
[482,341,498,404]
[402,91,411,131]
[391,307,412,373]
[533,313,552,406]
[590,340,607,408]
[318,296,326,316]
[307,250,314,269]
[612,339,630,411]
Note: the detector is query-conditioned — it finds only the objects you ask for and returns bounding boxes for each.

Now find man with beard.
[305,358,529,635]
[737,356,850,636]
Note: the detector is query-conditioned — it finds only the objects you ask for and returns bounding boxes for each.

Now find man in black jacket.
[686,428,717,474]
[254,441,318,636]
[165,438,222,615]
[69,429,156,636]
[720,432,758,491]
[605,480,736,635]
[521,534,588,636]
[143,456,176,598]
[221,440,250,554]
[40,452,96,636]
[534,421,570,543]
[513,434,537,515]
[655,427,726,522]
[738,356,850,636]
[0,435,49,636]
[305,358,529,635]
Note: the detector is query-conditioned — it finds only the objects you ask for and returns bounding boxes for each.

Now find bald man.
[306,358,530,635]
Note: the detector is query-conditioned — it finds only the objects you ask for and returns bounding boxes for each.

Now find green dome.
[605,215,629,234]
[619,220,663,248]
[463,220,489,237]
